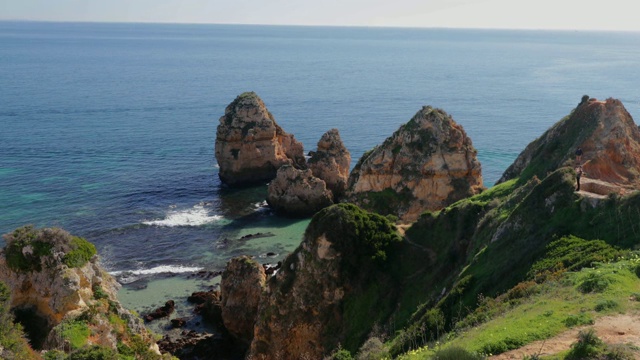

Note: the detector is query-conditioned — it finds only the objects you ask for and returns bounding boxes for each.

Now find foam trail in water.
[110,265,204,284]
[142,204,223,227]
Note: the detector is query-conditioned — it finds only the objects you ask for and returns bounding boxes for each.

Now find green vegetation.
[308,203,402,266]
[0,281,39,359]
[3,225,97,271]
[4,225,53,272]
[60,320,90,350]
[62,236,97,268]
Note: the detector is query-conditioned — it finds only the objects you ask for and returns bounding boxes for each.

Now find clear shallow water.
[2,21,640,315]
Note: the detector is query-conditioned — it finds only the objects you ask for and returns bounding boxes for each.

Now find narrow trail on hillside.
[490,313,640,359]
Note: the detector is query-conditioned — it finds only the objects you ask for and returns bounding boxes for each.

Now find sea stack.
[266,165,334,216]
[215,92,305,186]
[345,105,484,221]
[308,128,351,200]
[499,96,640,190]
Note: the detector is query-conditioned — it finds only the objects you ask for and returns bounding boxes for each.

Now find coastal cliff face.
[266,165,334,216]
[0,226,159,358]
[345,106,483,221]
[215,92,305,186]
[499,96,640,188]
[308,128,351,200]
[221,204,400,360]
[220,256,266,346]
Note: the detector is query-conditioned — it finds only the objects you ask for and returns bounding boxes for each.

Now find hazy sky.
[1,0,638,31]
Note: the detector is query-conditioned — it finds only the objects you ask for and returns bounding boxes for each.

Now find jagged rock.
[144,300,175,322]
[345,106,484,221]
[308,128,351,199]
[171,318,187,328]
[243,204,400,360]
[266,165,334,216]
[0,226,159,356]
[220,256,266,346]
[499,96,640,190]
[215,92,306,186]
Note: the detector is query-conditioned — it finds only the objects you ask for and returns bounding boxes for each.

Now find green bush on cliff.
[4,225,53,272]
[309,203,402,266]
[3,225,97,271]
[63,236,97,268]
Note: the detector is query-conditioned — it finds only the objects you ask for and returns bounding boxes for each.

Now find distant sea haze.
[1,21,640,315]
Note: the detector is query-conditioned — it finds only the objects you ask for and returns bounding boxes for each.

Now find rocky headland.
[215,95,640,359]
[215,92,306,186]
[0,225,162,359]
[345,105,484,221]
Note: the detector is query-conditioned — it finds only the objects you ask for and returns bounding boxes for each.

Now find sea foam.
[110,265,204,284]
[142,204,223,227]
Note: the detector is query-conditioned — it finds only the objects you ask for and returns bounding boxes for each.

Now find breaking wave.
[142,204,223,227]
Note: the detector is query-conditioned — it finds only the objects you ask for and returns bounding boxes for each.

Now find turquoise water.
[2,21,640,317]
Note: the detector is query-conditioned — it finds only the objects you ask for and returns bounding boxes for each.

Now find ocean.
[2,21,640,331]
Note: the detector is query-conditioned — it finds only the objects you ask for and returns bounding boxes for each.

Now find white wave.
[253,200,269,211]
[110,265,204,283]
[142,204,223,227]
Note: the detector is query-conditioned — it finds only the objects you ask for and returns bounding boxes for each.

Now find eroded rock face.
[266,165,334,216]
[308,128,351,200]
[221,256,266,346]
[499,96,640,189]
[243,204,400,360]
[345,106,484,221]
[215,92,306,186]
[0,226,158,355]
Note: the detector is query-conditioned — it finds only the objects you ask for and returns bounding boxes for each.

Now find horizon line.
[2,18,639,34]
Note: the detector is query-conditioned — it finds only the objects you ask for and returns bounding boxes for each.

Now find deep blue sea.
[2,21,640,325]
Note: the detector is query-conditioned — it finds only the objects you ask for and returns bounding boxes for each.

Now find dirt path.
[490,314,640,359]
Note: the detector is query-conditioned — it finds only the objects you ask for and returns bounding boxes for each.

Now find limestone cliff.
[215,92,306,186]
[0,226,160,358]
[220,204,400,360]
[345,106,483,221]
[220,256,266,346]
[499,96,640,189]
[308,128,351,200]
[266,165,334,216]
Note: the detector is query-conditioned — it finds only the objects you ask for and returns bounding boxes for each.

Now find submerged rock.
[215,92,306,186]
[499,96,640,190]
[308,128,351,200]
[266,165,334,216]
[345,105,484,221]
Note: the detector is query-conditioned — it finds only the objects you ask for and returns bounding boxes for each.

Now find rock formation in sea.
[266,165,334,216]
[220,255,266,346]
[215,92,306,186]
[0,225,160,358]
[308,128,351,200]
[499,96,640,191]
[345,105,484,221]
[220,204,401,360]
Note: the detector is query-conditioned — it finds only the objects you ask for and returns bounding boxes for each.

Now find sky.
[1,0,639,32]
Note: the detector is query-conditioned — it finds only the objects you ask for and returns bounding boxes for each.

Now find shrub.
[432,346,485,360]
[577,272,611,293]
[63,236,97,268]
[594,299,618,312]
[564,329,603,360]
[67,345,118,360]
[563,312,594,327]
[4,225,53,272]
[356,337,388,360]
